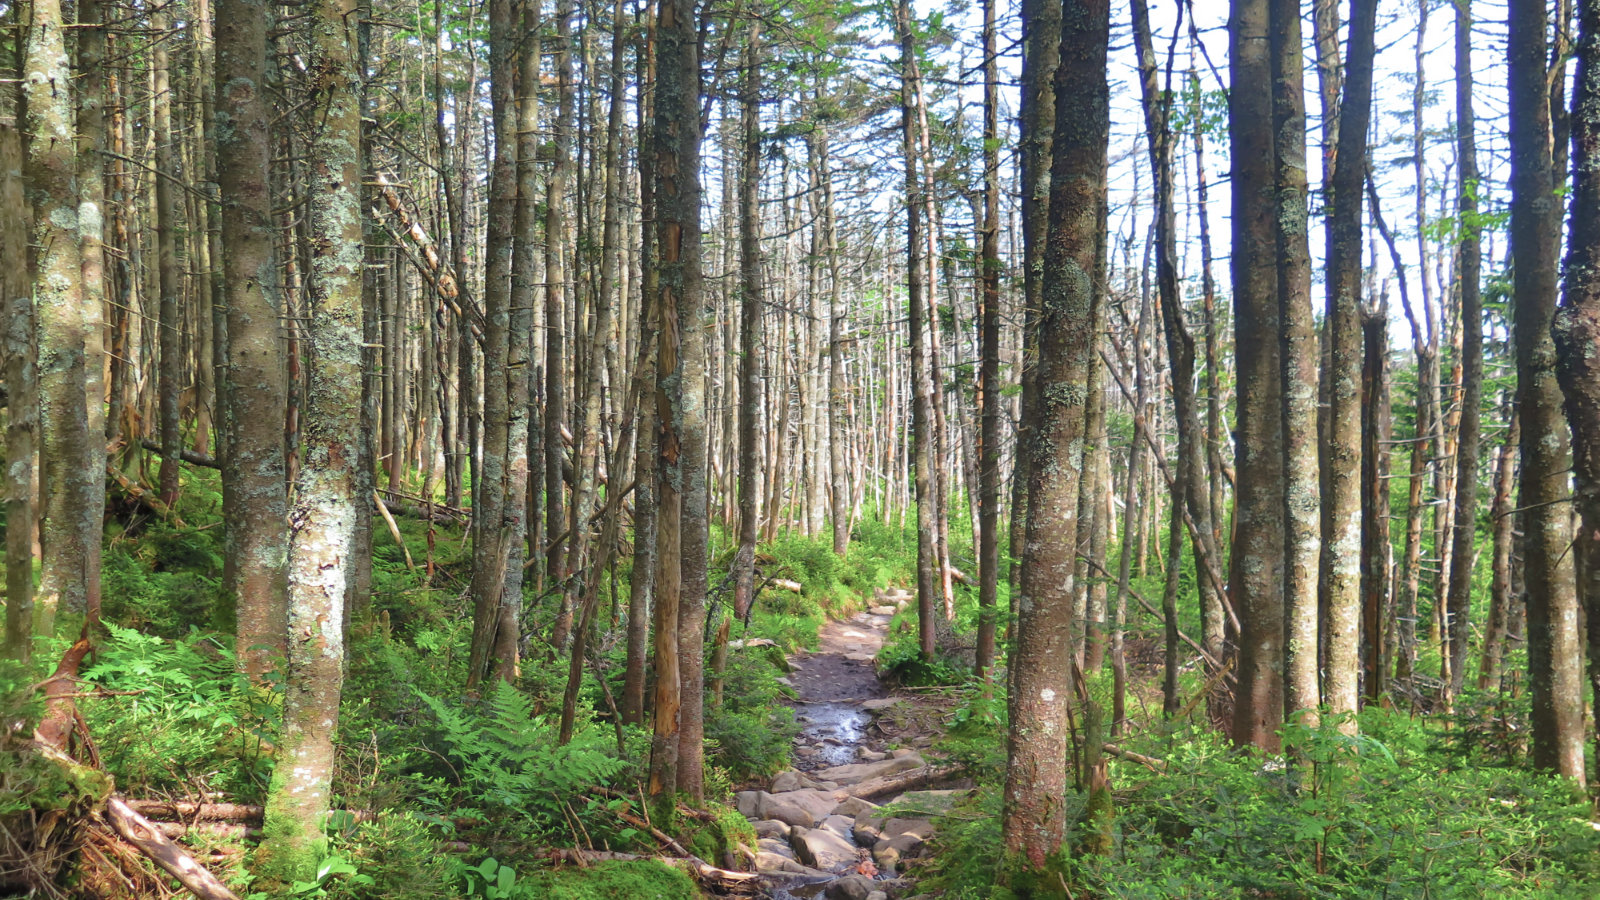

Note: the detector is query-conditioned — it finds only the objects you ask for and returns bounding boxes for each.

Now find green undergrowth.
[919,700,1600,899]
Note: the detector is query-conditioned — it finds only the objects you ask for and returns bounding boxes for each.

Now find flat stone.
[890,748,918,759]
[758,837,797,860]
[757,789,842,827]
[814,752,924,787]
[736,791,762,818]
[831,796,880,819]
[861,698,899,712]
[894,790,961,814]
[772,770,824,793]
[866,892,889,900]
[791,825,860,872]
[881,818,935,841]
[818,814,856,843]
[755,851,829,878]
[869,606,898,616]
[753,819,791,841]
[825,874,876,900]
[857,748,888,762]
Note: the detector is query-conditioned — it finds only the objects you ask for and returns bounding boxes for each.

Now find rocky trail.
[738,590,964,900]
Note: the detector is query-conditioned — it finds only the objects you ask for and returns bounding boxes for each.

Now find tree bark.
[256,0,362,875]
[1509,0,1586,786]
[216,0,290,678]
[2,117,34,660]
[733,25,764,622]
[1000,0,1108,880]
[1228,0,1286,750]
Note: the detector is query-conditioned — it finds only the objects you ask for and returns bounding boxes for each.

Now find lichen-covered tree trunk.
[1360,309,1392,702]
[897,0,939,662]
[1552,0,1600,789]
[154,9,183,509]
[1,119,34,660]
[1323,0,1376,724]
[1509,0,1587,787]
[733,25,763,622]
[544,0,574,621]
[976,0,1001,677]
[1008,0,1059,639]
[1272,0,1321,727]
[1000,0,1108,883]
[216,0,289,678]
[1478,402,1518,691]
[25,0,96,638]
[1228,0,1286,751]
[465,0,520,690]
[822,116,851,559]
[255,0,362,876]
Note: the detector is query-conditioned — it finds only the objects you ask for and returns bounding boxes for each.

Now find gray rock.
[753,819,791,840]
[817,814,856,843]
[736,791,762,818]
[758,789,842,827]
[866,892,889,900]
[872,831,926,872]
[857,748,888,762]
[755,851,829,878]
[831,796,880,819]
[814,752,925,787]
[890,748,918,759]
[869,606,898,616]
[792,825,860,872]
[881,817,935,841]
[771,770,822,793]
[825,874,876,900]
[852,817,885,847]
[758,837,797,860]
[861,698,899,712]
[893,790,961,815]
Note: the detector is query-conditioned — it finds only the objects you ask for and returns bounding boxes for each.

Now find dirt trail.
[788,612,893,770]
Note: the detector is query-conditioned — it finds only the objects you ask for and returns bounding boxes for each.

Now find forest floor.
[742,591,965,900]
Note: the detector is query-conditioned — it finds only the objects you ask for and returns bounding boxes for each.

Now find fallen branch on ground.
[846,764,965,801]
[105,798,241,900]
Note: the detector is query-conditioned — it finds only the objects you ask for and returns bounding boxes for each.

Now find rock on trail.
[742,591,955,899]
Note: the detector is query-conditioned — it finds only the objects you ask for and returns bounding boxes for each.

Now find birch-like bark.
[257,0,362,874]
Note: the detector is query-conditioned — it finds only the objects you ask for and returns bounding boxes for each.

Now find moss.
[684,804,756,866]
[995,847,1075,899]
[520,859,700,900]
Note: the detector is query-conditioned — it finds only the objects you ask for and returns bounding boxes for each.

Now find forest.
[6,0,1600,894]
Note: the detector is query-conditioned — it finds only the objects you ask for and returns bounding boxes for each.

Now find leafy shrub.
[80,623,277,801]
[478,858,699,900]
[319,814,462,900]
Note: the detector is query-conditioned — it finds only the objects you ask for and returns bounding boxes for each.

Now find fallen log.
[147,821,261,841]
[1102,743,1166,772]
[105,797,242,900]
[122,801,264,823]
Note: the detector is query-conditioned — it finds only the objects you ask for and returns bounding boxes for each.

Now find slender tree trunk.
[1229,0,1286,750]
[1445,0,1485,701]
[1509,0,1586,787]
[2,118,34,659]
[217,0,289,677]
[1360,307,1392,702]
[1000,0,1108,880]
[733,25,763,622]
[648,0,706,813]
[897,1,938,661]
[256,0,362,874]
[976,0,1001,677]
[1479,402,1519,690]
[154,9,183,509]
[1322,0,1377,724]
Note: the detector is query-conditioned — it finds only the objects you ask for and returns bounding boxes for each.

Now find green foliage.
[80,623,277,800]
[508,859,700,900]
[413,680,631,842]
[703,652,799,781]
[318,813,462,900]
[101,518,226,635]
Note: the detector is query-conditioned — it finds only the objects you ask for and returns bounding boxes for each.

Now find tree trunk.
[1229,0,1286,750]
[1509,0,1586,787]
[976,0,1001,676]
[1,118,33,660]
[256,0,362,875]
[1000,0,1108,880]
[733,25,764,622]
[1322,0,1377,725]
[216,0,289,677]
[1441,0,1485,702]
